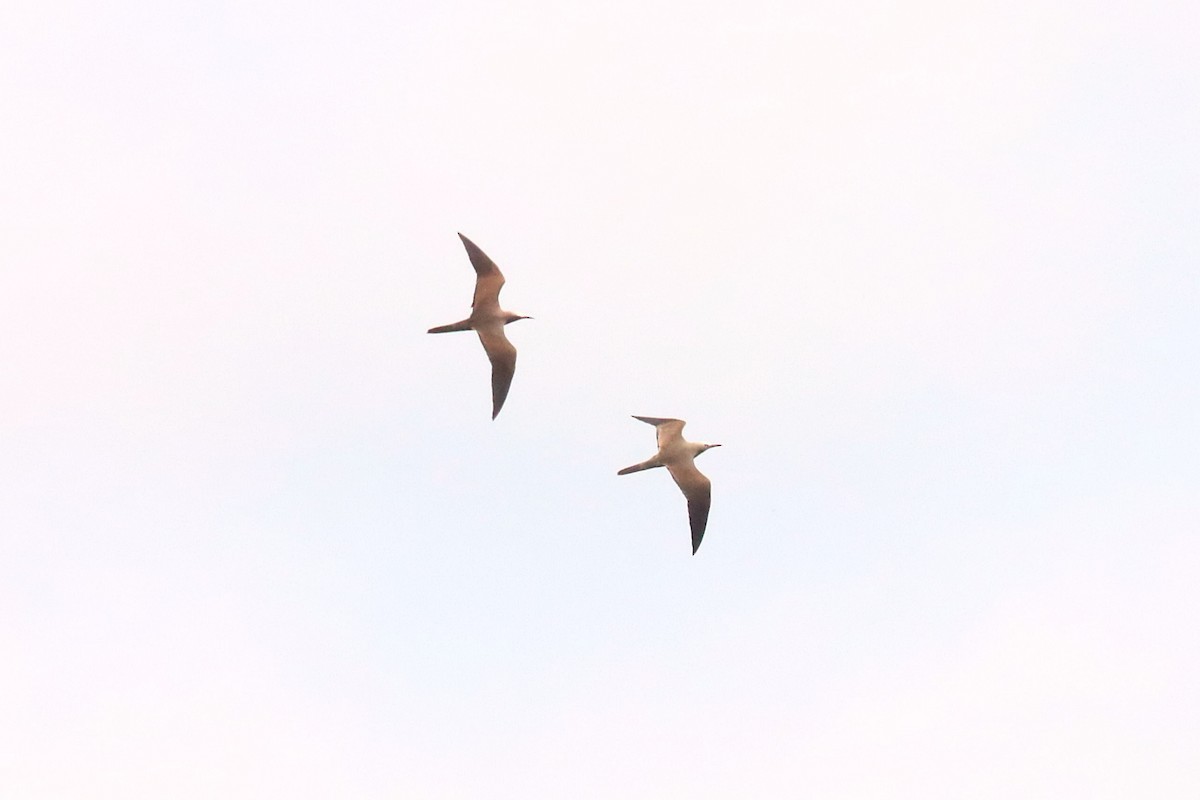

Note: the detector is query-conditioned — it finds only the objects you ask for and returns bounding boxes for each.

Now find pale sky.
[2,1,1198,797]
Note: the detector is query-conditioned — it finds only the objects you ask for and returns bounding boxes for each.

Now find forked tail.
[427,319,473,334]
[617,459,663,476]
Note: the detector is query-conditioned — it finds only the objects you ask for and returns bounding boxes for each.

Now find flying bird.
[618,416,722,554]
[428,233,532,419]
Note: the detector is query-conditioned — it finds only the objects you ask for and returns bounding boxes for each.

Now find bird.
[618,416,722,554]
[428,233,532,419]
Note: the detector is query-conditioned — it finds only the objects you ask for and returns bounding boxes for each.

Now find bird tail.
[427,319,472,334]
[617,459,662,476]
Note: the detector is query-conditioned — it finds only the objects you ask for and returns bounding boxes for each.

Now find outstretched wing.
[632,415,686,450]
[666,460,712,554]
[458,233,505,310]
[478,327,517,419]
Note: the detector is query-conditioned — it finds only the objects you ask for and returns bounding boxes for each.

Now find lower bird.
[618,416,722,554]
[428,233,532,419]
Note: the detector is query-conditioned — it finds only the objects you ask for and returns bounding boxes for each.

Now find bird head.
[504,313,533,324]
[698,443,722,456]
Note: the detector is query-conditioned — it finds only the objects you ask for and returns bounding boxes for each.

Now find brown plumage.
[427,233,532,419]
[618,416,722,554]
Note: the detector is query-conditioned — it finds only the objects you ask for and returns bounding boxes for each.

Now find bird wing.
[633,416,686,450]
[477,327,517,419]
[666,459,712,554]
[458,233,506,310]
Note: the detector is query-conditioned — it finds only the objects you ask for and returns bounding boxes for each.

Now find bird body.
[618,416,721,554]
[428,233,531,419]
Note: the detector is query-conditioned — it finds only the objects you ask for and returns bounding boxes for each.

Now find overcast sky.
[3,1,1198,797]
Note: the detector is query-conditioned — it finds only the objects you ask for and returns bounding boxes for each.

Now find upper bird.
[428,233,532,419]
[618,416,722,554]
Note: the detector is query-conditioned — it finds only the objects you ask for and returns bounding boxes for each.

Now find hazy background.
[3,1,1198,797]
